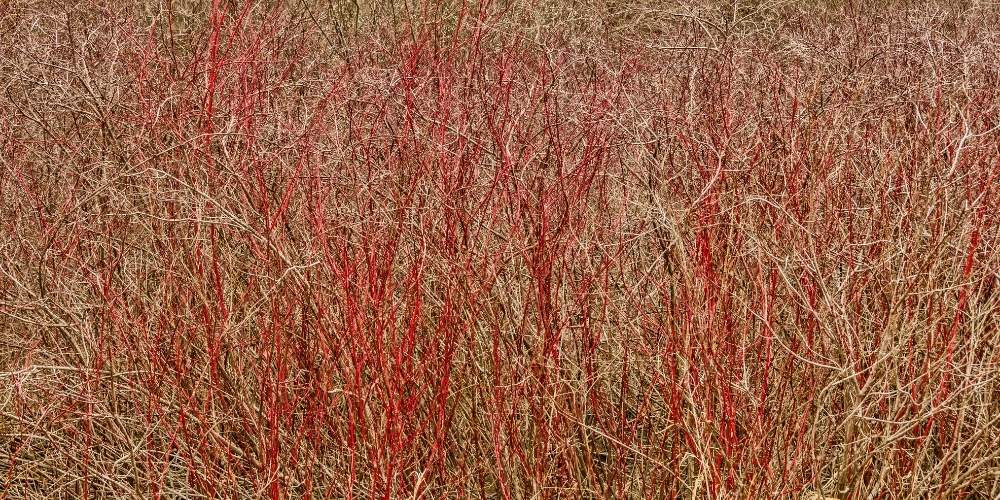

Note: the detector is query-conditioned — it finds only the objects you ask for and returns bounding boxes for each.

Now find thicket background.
[2,0,998,498]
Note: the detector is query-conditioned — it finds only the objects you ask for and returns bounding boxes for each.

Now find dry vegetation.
[2,0,999,498]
